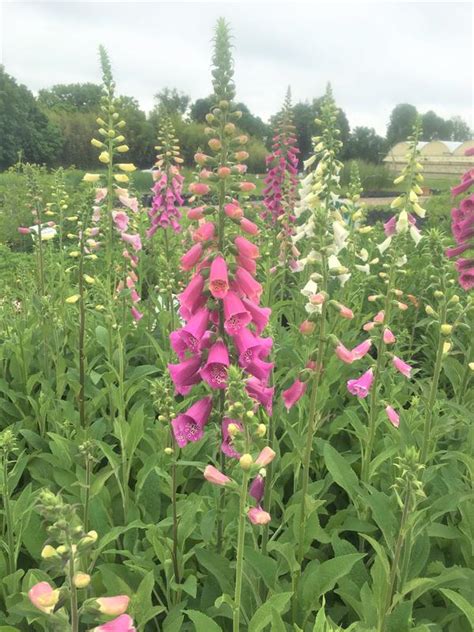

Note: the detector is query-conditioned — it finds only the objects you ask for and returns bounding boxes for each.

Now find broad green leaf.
[248,592,293,632]
[301,554,365,610]
[323,442,361,504]
[195,548,233,594]
[185,610,223,632]
[439,588,474,628]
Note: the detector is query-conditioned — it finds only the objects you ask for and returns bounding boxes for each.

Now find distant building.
[384,140,474,177]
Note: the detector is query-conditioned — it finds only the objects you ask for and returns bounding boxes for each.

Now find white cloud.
[1,1,472,135]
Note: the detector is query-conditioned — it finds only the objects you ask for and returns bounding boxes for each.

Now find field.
[0,18,473,632]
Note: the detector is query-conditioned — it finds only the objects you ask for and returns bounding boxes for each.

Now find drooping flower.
[28,582,60,614]
[392,356,412,378]
[249,475,265,503]
[383,328,396,344]
[233,267,263,302]
[223,292,251,335]
[385,405,400,428]
[255,446,276,467]
[241,298,271,335]
[282,379,307,410]
[180,244,203,271]
[209,256,230,299]
[121,232,142,252]
[234,328,272,367]
[247,507,271,525]
[178,308,210,353]
[204,464,232,486]
[246,377,274,415]
[96,596,130,616]
[347,368,374,398]
[171,397,213,447]
[168,354,203,395]
[351,339,372,359]
[200,340,230,389]
[335,343,355,364]
[94,614,136,632]
[177,274,206,320]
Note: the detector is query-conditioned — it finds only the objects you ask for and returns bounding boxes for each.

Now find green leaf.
[244,546,278,590]
[271,609,287,632]
[323,442,361,504]
[439,588,474,629]
[248,592,293,632]
[195,548,233,594]
[301,554,365,610]
[185,610,223,632]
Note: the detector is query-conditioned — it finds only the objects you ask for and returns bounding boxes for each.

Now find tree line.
[0,66,471,172]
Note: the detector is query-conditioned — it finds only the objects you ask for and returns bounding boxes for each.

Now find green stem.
[377,485,411,632]
[83,452,92,533]
[361,259,397,484]
[233,470,250,632]
[420,303,447,463]
[171,448,181,590]
[296,255,328,566]
[3,457,15,577]
[66,532,79,632]
[78,238,86,430]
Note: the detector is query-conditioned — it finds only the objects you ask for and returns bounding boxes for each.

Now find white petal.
[377,236,392,255]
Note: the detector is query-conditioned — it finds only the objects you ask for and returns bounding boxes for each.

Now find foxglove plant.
[89,46,142,320]
[167,19,275,631]
[355,120,426,483]
[148,116,184,333]
[262,87,300,270]
[148,115,184,237]
[25,490,135,632]
[285,85,351,568]
[445,148,474,291]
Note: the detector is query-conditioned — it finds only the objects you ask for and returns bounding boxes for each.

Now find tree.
[292,102,316,163]
[421,110,451,141]
[448,116,472,142]
[37,83,103,112]
[46,110,97,168]
[345,126,386,163]
[189,97,213,123]
[153,88,190,116]
[0,66,62,170]
[386,104,418,147]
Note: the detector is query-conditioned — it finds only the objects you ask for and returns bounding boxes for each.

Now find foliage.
[345,127,387,164]
[0,67,62,170]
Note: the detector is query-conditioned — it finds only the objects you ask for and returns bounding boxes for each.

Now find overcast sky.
[0,1,472,135]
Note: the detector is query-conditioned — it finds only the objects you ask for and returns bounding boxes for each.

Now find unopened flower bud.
[434,290,443,298]
[164,447,174,455]
[73,572,91,588]
[425,305,436,316]
[255,424,267,438]
[41,545,58,559]
[442,342,452,355]
[440,324,453,335]
[239,454,253,470]
[227,423,240,437]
